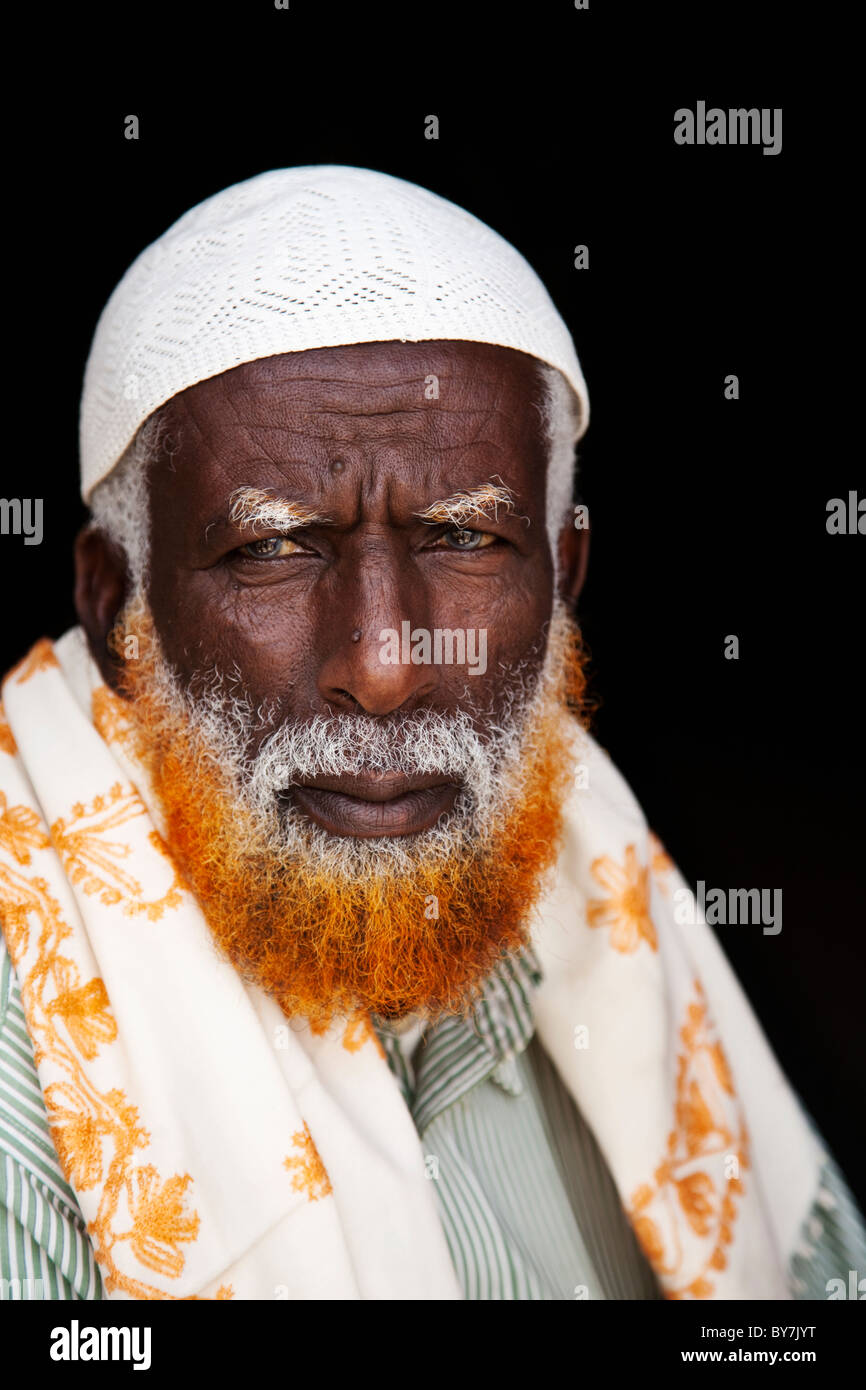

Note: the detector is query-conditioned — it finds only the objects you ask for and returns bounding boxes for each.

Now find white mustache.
[252,710,494,786]
[125,592,574,879]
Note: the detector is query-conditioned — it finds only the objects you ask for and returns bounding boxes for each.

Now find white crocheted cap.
[79,165,590,502]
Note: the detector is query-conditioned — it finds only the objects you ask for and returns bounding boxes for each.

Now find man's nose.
[316,547,437,715]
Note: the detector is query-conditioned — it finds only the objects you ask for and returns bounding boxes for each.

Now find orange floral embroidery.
[51,783,184,920]
[648,831,675,891]
[125,1167,200,1279]
[92,684,139,758]
[10,639,59,684]
[674,1171,716,1237]
[631,1191,668,1270]
[181,1283,235,1303]
[587,844,658,953]
[283,1123,333,1202]
[342,1012,387,1058]
[627,980,748,1299]
[0,846,200,1298]
[45,957,117,1060]
[44,1080,112,1191]
[709,1041,734,1096]
[0,792,50,865]
[0,705,16,755]
[0,863,51,958]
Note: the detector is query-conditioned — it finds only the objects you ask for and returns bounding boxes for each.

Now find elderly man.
[0,166,862,1302]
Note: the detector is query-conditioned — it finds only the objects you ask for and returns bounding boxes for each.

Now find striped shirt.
[1,928,863,1299]
[371,949,662,1299]
[0,938,103,1299]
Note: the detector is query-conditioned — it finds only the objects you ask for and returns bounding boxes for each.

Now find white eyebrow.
[227,486,331,533]
[414,479,525,528]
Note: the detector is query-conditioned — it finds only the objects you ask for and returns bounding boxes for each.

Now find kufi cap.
[80,165,589,502]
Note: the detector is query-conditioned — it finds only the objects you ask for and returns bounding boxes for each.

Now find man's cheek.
[188,604,312,695]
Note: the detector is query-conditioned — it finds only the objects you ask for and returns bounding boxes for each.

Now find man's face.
[95,339,587,1023]
[145,341,556,839]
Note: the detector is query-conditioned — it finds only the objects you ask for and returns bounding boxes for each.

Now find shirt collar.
[372,945,543,1131]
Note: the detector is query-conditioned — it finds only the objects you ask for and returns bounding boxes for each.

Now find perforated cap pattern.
[80,165,590,501]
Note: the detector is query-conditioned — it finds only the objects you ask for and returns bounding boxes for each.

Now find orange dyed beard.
[115,598,590,1030]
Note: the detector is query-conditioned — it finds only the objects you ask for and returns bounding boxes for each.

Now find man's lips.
[285,772,459,838]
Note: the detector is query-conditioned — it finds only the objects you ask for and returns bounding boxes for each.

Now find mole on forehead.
[220,417,515,463]
[180,407,523,477]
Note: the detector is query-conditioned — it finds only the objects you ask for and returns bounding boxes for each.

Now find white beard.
[136,598,574,883]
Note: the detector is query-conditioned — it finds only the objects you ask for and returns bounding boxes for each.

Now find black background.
[4,7,863,1205]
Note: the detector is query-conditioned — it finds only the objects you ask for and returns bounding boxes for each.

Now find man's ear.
[556,512,590,610]
[74,525,129,690]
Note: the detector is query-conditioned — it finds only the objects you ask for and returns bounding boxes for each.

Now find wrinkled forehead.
[149,341,551,511]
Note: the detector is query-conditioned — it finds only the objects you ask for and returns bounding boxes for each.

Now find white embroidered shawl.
[0,629,826,1299]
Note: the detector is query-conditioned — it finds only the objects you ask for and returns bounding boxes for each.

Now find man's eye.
[238,536,304,559]
[431,528,497,552]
